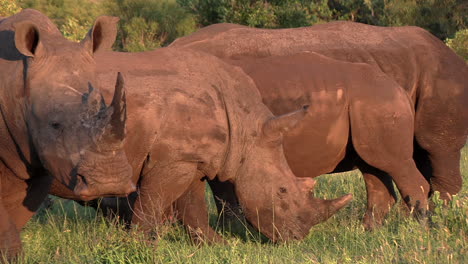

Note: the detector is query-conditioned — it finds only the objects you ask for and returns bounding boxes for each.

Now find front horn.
[263,105,309,138]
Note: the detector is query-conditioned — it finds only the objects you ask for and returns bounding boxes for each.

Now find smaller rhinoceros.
[50,47,353,243]
[0,10,134,258]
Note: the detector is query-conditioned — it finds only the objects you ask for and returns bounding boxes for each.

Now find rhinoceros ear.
[81,16,119,54]
[263,105,309,139]
[14,21,44,58]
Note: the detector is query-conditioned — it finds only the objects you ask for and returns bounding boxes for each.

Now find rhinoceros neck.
[214,64,271,182]
[0,67,40,179]
[0,12,48,179]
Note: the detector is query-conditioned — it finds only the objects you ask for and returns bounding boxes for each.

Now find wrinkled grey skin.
[50,47,352,244]
[0,9,134,258]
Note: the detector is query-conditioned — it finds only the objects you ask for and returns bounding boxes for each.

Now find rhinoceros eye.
[50,122,62,130]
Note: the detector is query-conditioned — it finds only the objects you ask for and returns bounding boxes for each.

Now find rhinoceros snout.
[73,175,136,201]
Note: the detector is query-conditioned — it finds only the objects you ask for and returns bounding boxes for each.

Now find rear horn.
[263,105,309,138]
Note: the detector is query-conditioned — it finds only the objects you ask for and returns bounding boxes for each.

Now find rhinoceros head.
[233,105,352,241]
[13,16,135,200]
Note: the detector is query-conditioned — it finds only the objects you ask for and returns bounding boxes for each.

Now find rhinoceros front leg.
[175,177,226,245]
[131,162,198,237]
[414,143,464,201]
[0,199,21,260]
[413,77,467,201]
[1,169,51,259]
[358,162,398,230]
[207,178,244,227]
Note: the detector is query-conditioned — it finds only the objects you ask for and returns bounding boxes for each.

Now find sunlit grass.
[12,146,468,263]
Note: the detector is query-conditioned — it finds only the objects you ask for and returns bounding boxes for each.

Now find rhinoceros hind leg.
[175,178,226,245]
[350,101,430,216]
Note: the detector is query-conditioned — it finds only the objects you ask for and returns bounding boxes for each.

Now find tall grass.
[11,146,468,263]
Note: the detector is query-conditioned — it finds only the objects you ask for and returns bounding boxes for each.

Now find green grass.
[9,146,468,263]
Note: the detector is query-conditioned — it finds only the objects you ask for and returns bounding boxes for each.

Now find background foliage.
[0,0,465,58]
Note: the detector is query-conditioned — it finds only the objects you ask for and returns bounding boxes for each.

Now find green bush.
[0,0,22,17]
[178,0,336,29]
[446,29,468,61]
[19,0,101,41]
[105,0,197,51]
[382,0,467,40]
[177,0,231,26]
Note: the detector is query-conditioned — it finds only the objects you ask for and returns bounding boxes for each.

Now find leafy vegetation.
[19,0,102,41]
[446,29,468,61]
[0,0,21,16]
[102,0,197,51]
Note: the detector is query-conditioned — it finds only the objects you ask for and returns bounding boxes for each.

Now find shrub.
[104,0,197,51]
[446,29,468,61]
[19,0,101,41]
[0,0,22,17]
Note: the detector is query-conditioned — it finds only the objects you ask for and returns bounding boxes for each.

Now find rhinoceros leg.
[413,75,467,201]
[0,168,50,259]
[131,162,197,236]
[350,100,430,215]
[0,198,21,260]
[208,178,244,226]
[2,176,52,230]
[426,150,463,200]
[414,131,464,200]
[358,163,397,230]
[175,177,226,245]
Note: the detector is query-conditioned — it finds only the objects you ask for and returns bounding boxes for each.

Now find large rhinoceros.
[49,46,354,244]
[170,22,468,199]
[169,22,468,226]
[0,10,135,257]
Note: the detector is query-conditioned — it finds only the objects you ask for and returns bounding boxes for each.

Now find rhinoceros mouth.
[73,173,136,201]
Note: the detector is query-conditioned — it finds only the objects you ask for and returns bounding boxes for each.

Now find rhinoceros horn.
[308,193,353,226]
[83,73,127,149]
[106,72,127,141]
[263,105,309,138]
[85,83,107,113]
